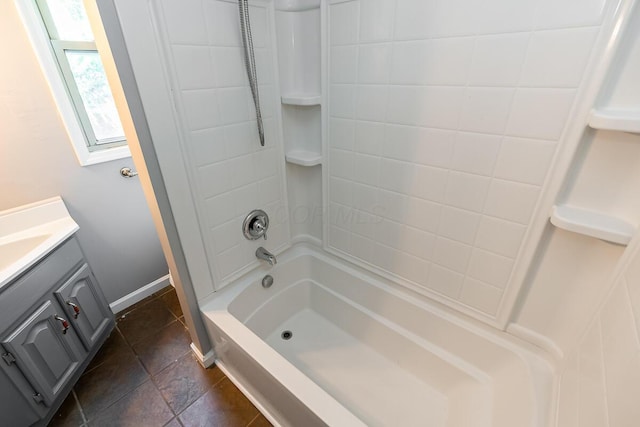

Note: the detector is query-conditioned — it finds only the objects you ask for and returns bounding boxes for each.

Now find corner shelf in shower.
[281,93,321,106]
[285,150,322,166]
[550,205,635,245]
[588,108,640,133]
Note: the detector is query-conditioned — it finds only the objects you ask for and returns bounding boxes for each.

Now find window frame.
[14,0,131,165]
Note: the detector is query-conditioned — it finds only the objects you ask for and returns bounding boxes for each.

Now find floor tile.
[75,345,149,420]
[117,298,176,345]
[48,391,84,427]
[179,378,259,427]
[161,289,184,318]
[247,413,273,427]
[154,285,175,297]
[88,380,174,427]
[164,417,183,427]
[133,320,191,375]
[83,329,129,375]
[154,352,225,414]
[117,293,158,317]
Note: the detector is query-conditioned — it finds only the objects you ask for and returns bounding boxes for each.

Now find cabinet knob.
[54,315,70,334]
[66,301,81,319]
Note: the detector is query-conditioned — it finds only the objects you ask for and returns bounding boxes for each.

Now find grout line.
[246,412,261,426]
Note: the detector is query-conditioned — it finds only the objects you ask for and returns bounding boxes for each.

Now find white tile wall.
[327,0,605,318]
[157,0,289,288]
[556,243,640,426]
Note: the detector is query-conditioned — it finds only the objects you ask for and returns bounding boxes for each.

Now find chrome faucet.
[256,247,277,266]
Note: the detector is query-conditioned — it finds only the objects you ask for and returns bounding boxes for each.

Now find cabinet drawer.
[54,264,112,350]
[0,238,83,324]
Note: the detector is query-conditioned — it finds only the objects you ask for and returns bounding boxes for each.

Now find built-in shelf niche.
[281,94,321,106]
[275,0,322,241]
[588,108,640,133]
[550,205,634,245]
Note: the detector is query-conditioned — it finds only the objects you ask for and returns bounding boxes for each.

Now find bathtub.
[200,243,555,426]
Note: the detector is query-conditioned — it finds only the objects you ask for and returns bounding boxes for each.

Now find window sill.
[78,145,131,166]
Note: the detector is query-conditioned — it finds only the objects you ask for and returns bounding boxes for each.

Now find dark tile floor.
[48,286,270,427]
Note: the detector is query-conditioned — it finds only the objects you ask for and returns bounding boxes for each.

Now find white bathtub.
[200,243,555,426]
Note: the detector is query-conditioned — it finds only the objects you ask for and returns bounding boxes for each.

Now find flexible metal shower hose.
[238,0,265,146]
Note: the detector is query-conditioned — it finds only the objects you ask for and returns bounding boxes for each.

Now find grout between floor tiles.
[49,286,269,427]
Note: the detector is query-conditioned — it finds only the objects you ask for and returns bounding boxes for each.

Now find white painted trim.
[214,359,282,427]
[13,0,131,166]
[109,273,170,314]
[189,342,216,368]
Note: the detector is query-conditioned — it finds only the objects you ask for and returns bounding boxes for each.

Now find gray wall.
[0,2,167,304]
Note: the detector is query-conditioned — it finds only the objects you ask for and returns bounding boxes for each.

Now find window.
[16,0,130,165]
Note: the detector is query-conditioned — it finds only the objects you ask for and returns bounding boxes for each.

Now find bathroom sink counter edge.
[0,196,79,290]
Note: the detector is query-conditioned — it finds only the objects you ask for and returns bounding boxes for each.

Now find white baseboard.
[109,273,171,314]
[190,342,216,368]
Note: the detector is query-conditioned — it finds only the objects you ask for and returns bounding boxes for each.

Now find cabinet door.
[54,264,112,351]
[2,300,84,406]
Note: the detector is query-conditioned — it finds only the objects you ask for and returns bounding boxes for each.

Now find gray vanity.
[0,198,114,426]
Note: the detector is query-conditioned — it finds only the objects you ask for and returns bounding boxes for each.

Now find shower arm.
[238,0,265,146]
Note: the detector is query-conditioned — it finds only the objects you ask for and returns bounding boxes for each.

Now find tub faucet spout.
[256,247,277,266]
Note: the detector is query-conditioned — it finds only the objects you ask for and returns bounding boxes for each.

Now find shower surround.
[96,0,640,425]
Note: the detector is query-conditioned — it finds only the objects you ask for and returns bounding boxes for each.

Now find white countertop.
[0,197,79,289]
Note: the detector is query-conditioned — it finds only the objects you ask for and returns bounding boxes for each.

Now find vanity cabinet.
[0,236,114,426]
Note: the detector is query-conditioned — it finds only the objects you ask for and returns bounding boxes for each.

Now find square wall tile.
[431,0,482,37]
[329,177,353,206]
[377,190,410,224]
[224,122,255,159]
[161,0,207,44]
[415,128,456,169]
[483,179,540,224]
[182,89,220,131]
[330,148,355,180]
[506,88,576,140]
[466,248,514,289]
[190,128,227,166]
[351,233,376,263]
[330,84,357,119]
[197,162,231,198]
[353,153,380,186]
[379,158,414,193]
[534,0,607,30]
[330,1,359,46]
[520,28,599,88]
[393,0,438,40]
[460,278,503,315]
[404,197,441,233]
[445,172,491,212]
[210,220,239,254]
[451,132,502,176]
[330,118,356,151]
[216,88,250,125]
[402,226,437,260]
[459,87,515,135]
[355,121,384,155]
[427,264,465,299]
[356,85,388,122]
[204,0,241,46]
[359,0,396,42]
[475,216,526,258]
[411,165,448,203]
[212,48,246,87]
[494,137,556,185]
[424,38,475,86]
[172,46,215,90]
[331,46,358,83]
[437,206,481,245]
[475,0,536,34]
[358,44,392,84]
[469,33,529,87]
[433,237,472,274]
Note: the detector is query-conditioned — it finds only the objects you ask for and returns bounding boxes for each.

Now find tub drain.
[281,330,293,340]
